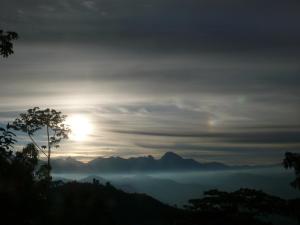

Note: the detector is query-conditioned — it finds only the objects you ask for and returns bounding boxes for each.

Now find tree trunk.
[47,125,51,178]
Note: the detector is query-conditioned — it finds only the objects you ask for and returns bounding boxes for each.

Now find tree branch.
[27,133,48,157]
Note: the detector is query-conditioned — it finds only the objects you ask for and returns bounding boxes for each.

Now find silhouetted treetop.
[186,188,286,215]
[9,107,71,179]
[0,126,16,151]
[0,30,18,58]
[284,152,300,189]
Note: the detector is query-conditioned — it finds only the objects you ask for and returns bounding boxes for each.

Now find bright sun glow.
[66,114,93,141]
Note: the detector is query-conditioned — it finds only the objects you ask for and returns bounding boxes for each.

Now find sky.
[0,0,300,165]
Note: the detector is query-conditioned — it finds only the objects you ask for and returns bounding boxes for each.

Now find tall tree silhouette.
[10,107,71,179]
[0,30,18,58]
[284,152,300,189]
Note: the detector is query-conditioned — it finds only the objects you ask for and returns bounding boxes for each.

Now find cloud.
[81,1,98,11]
[110,129,300,144]
[1,0,300,165]
[1,0,300,53]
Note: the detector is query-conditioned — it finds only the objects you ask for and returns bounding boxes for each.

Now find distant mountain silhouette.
[50,152,231,173]
[49,157,86,172]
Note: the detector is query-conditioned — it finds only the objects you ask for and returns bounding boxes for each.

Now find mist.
[53,166,300,206]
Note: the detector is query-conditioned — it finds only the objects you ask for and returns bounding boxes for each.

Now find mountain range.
[50,151,232,173]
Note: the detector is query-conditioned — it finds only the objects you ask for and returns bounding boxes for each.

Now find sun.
[66,114,93,141]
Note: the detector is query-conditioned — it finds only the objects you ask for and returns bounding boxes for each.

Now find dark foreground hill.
[47,182,184,225]
[3,179,298,225]
[1,180,184,225]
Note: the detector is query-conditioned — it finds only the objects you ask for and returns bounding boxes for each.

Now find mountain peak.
[65,156,75,161]
[160,152,182,161]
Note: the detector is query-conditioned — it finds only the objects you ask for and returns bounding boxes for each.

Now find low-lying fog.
[53,166,300,206]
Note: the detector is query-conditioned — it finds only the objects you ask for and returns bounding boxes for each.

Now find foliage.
[0,127,17,181]
[0,127,49,225]
[284,152,300,189]
[0,126,16,159]
[0,127,40,185]
[186,188,286,214]
[10,107,71,178]
[0,126,16,150]
[184,188,297,225]
[10,107,70,149]
[0,30,18,58]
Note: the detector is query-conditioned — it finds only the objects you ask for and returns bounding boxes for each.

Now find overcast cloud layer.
[0,0,300,165]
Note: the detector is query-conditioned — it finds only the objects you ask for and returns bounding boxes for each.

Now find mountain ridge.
[49,151,276,173]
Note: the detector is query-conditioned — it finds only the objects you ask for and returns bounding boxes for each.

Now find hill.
[46,182,185,225]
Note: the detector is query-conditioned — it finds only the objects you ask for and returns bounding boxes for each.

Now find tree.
[9,107,71,179]
[185,188,286,214]
[0,126,16,152]
[0,127,40,184]
[185,188,288,225]
[0,30,18,58]
[283,152,300,189]
[0,126,17,180]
